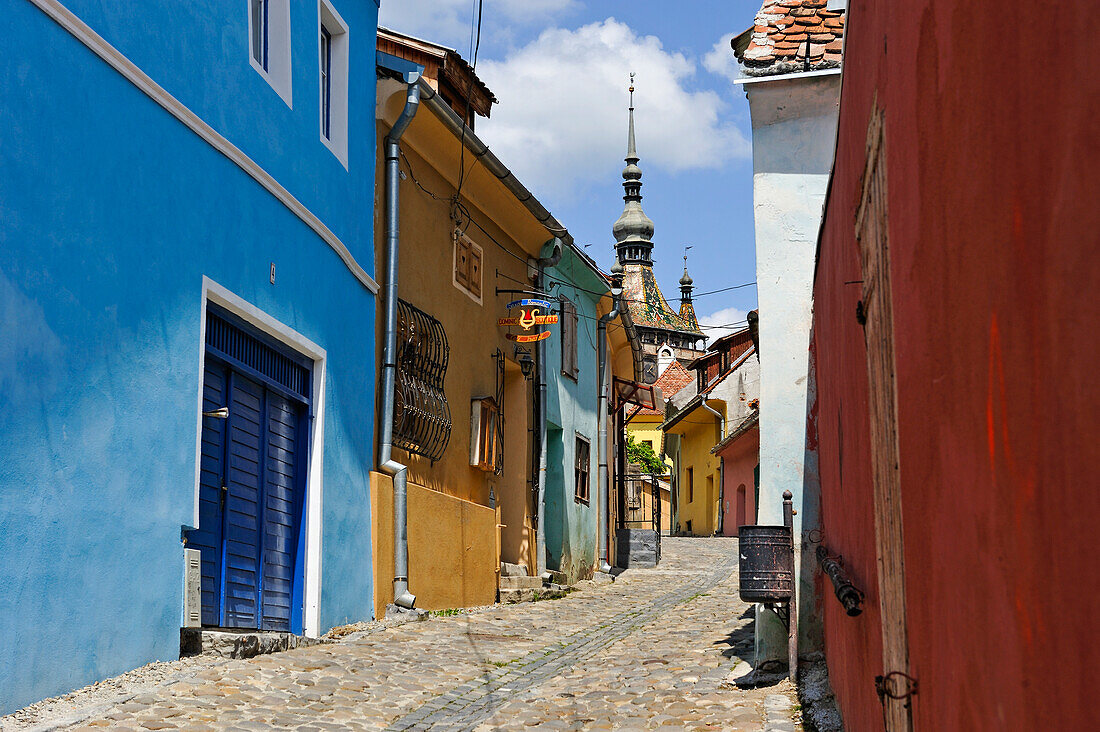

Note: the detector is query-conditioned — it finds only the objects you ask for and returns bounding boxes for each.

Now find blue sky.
[379,1,761,342]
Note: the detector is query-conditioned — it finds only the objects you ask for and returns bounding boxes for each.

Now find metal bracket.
[875,671,919,700]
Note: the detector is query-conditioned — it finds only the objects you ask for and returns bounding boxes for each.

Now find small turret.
[678,253,699,331]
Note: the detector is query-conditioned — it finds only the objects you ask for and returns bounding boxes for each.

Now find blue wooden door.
[188,309,310,633]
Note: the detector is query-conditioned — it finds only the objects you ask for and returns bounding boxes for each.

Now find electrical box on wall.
[183,548,202,628]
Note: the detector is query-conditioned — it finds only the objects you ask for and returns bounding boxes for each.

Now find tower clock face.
[643,356,658,384]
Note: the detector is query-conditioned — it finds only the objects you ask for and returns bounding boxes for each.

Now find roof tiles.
[736,0,845,77]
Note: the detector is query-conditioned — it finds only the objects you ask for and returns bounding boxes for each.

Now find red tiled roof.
[632,360,694,416]
[734,0,845,77]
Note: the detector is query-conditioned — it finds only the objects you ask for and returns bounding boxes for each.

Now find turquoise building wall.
[542,247,605,583]
[0,0,381,712]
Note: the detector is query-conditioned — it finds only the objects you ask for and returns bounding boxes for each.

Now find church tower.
[613,75,705,383]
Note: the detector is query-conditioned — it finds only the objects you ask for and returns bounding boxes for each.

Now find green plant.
[626,435,665,475]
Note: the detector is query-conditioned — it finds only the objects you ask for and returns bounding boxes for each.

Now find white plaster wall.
[744,72,839,663]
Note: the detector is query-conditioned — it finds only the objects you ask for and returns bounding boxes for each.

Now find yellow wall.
[626,414,675,474]
[668,401,725,536]
[371,473,497,618]
[373,83,553,607]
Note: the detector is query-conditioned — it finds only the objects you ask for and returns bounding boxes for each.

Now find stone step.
[498,586,569,604]
[180,628,323,659]
[499,575,544,590]
[500,562,530,577]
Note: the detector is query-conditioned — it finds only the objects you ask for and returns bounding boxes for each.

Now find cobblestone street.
[4,538,798,731]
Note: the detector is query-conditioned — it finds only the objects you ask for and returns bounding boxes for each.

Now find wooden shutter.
[468,244,482,298]
[454,236,470,289]
[561,299,578,378]
[856,105,915,732]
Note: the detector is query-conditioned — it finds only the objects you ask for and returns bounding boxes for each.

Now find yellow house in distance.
[664,329,759,536]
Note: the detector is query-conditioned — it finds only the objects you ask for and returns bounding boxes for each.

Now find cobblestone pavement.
[4,537,798,731]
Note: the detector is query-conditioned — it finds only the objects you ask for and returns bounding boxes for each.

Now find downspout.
[700,401,726,537]
[596,260,624,573]
[533,237,563,578]
[379,74,421,610]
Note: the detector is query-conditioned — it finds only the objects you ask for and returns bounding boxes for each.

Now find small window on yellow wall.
[453,232,483,303]
[470,397,501,472]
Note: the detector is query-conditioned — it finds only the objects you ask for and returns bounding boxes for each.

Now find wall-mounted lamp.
[515,346,534,380]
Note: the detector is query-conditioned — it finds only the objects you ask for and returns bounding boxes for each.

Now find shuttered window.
[560,298,578,380]
[453,232,483,302]
[574,435,590,503]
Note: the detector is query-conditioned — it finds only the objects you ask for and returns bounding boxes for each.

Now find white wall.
[743,71,840,663]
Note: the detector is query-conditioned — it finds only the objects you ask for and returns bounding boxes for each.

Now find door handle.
[203,407,230,419]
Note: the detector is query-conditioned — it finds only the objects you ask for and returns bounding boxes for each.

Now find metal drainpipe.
[379,75,421,610]
[533,238,563,578]
[700,401,725,537]
[596,285,621,573]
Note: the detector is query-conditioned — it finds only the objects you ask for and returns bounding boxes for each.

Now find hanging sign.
[499,298,558,343]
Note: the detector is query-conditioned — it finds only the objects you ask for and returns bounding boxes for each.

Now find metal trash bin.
[737,525,794,604]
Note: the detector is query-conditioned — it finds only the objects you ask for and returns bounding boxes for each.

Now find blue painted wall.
[0,0,380,712]
[542,248,605,583]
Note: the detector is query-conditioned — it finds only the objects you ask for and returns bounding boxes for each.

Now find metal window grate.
[393,299,451,461]
[205,310,310,403]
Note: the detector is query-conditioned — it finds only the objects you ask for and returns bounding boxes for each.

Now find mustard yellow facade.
[665,399,725,536]
[371,77,557,613]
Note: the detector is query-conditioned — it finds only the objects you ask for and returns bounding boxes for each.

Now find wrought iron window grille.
[393,299,451,462]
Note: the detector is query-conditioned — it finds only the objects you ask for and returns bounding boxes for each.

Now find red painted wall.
[813,2,1100,729]
[717,427,759,537]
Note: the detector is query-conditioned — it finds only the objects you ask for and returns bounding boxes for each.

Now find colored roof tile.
[734,0,845,77]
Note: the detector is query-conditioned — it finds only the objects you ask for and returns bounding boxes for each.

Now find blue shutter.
[191,363,228,626]
[192,307,311,632]
[222,373,265,629]
[261,392,302,631]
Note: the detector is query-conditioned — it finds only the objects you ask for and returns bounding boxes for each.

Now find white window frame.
[248,0,293,108]
[318,0,350,167]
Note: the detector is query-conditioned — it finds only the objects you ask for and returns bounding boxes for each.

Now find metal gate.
[619,473,662,562]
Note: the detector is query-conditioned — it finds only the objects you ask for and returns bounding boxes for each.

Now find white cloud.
[703,33,741,83]
[698,306,749,346]
[379,0,578,53]
[475,19,751,197]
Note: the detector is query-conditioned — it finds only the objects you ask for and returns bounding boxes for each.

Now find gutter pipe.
[533,238,563,578]
[379,74,421,610]
[701,401,726,536]
[596,266,623,573]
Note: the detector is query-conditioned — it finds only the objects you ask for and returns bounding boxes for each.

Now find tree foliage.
[627,435,665,475]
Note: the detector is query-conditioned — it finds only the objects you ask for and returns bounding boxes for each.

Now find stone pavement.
[4,538,799,731]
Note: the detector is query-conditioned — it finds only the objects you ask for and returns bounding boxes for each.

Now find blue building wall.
[0,0,380,712]
[542,248,605,583]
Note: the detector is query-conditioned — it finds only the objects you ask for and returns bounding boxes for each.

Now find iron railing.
[619,473,662,560]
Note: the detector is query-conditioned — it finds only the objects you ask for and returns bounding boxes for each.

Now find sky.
[378,0,761,344]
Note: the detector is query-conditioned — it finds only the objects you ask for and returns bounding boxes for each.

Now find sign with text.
[499,298,558,343]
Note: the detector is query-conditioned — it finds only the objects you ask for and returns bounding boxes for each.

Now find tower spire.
[612,72,655,264]
[679,246,699,330]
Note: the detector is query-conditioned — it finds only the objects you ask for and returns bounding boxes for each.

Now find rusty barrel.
[737,525,794,603]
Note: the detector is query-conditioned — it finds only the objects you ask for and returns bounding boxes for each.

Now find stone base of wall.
[615,529,659,568]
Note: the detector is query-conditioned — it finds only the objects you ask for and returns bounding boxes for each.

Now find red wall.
[813,2,1100,729]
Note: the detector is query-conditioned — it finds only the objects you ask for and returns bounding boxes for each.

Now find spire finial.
[626,72,638,162]
[680,245,694,288]
[629,72,635,109]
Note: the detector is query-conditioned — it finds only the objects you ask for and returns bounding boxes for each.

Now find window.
[574,435,590,504]
[250,0,268,71]
[453,232,483,302]
[643,439,653,450]
[318,0,349,165]
[248,0,291,107]
[470,397,502,473]
[560,298,578,380]
[320,26,331,140]
[687,467,694,504]
[393,299,451,461]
